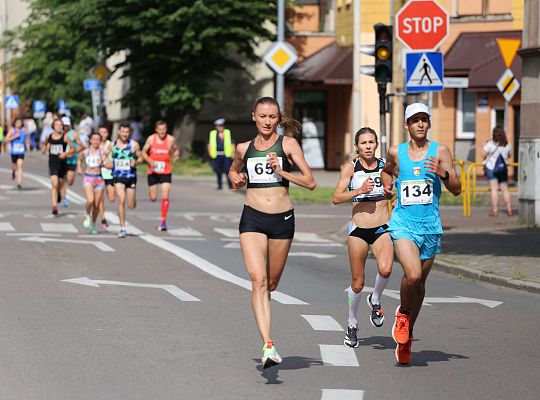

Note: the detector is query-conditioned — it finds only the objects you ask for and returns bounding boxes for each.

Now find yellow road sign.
[90,63,112,82]
[496,38,521,68]
[496,68,520,102]
[263,41,298,76]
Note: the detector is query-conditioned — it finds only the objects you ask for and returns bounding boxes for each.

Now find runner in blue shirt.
[5,117,30,190]
[381,103,461,365]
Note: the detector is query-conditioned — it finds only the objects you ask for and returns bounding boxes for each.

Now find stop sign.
[396,0,449,50]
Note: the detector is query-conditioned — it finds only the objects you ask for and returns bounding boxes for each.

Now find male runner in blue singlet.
[381,103,461,365]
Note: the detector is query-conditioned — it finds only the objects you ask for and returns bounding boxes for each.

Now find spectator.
[78,112,94,145]
[130,115,143,145]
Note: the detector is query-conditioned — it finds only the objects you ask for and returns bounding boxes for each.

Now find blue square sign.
[406,52,444,93]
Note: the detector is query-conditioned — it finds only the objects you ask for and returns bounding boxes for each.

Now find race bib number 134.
[401,179,433,206]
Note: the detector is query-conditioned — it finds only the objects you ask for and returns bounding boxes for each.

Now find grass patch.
[137,156,213,176]
[288,187,334,204]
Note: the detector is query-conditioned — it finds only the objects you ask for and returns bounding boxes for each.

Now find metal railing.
[464,162,519,217]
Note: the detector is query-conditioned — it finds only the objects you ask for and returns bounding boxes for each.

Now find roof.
[445,30,522,90]
[286,42,352,85]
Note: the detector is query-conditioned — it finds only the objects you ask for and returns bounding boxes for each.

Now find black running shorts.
[239,205,294,239]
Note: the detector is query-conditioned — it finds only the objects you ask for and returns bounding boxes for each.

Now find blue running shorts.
[390,230,441,260]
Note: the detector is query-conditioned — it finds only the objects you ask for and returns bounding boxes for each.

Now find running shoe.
[262,342,282,369]
[158,221,167,231]
[395,336,413,365]
[83,215,91,229]
[11,170,15,180]
[367,294,385,327]
[17,184,22,190]
[100,219,109,229]
[91,225,98,235]
[57,193,62,203]
[343,325,360,348]
[52,206,58,216]
[63,197,70,208]
[392,306,410,345]
[117,229,127,239]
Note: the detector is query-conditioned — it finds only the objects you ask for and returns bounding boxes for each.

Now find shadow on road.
[254,356,323,384]
[359,335,396,350]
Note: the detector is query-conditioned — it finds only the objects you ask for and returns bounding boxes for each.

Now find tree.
[6,0,275,147]
[4,0,97,116]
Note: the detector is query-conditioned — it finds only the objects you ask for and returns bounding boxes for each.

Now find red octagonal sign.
[396,0,449,50]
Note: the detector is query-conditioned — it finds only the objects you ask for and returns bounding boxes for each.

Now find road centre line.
[319,345,359,367]
[7,233,62,237]
[321,389,365,400]
[103,212,308,305]
[302,315,343,331]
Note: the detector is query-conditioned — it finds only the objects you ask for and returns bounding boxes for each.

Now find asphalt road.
[0,153,538,400]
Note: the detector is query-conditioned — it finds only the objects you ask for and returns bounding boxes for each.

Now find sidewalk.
[313,170,540,294]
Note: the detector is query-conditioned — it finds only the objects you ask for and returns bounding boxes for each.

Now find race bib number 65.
[246,156,283,184]
[401,179,433,206]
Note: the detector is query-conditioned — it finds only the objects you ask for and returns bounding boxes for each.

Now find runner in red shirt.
[141,120,180,231]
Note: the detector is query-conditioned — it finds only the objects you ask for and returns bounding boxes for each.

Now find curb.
[433,257,540,295]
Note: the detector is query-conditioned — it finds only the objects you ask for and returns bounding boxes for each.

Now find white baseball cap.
[213,118,225,126]
[404,103,430,122]
[61,116,72,126]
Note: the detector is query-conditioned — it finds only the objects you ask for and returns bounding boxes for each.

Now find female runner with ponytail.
[228,96,316,369]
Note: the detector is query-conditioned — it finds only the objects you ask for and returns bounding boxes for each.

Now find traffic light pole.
[378,83,387,156]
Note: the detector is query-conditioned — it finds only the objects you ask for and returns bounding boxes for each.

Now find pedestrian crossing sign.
[405,52,444,93]
[5,95,19,110]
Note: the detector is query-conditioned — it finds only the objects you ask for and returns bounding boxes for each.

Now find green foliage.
[5,0,275,119]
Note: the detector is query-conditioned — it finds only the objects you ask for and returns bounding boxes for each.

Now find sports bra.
[85,148,102,169]
[243,135,291,189]
[348,158,386,202]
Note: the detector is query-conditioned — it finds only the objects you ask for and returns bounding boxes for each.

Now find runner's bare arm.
[381,145,398,198]
[332,162,374,204]
[269,136,316,190]
[132,141,143,166]
[74,132,85,154]
[228,141,248,190]
[424,144,461,196]
[4,128,14,143]
[140,135,153,165]
[170,136,180,163]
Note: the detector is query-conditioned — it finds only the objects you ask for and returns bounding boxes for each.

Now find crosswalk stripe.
[214,228,238,238]
[0,222,15,231]
[319,345,359,367]
[302,315,343,331]
[321,389,365,400]
[40,223,78,233]
[295,232,333,243]
[168,227,203,237]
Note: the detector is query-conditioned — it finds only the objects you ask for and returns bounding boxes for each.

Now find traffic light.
[374,23,392,84]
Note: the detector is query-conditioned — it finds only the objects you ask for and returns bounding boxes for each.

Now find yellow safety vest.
[209,129,233,159]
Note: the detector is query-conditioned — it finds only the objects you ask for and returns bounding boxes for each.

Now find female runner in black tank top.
[228,96,316,369]
[42,118,69,215]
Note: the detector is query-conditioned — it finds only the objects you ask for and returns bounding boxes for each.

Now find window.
[456,89,477,139]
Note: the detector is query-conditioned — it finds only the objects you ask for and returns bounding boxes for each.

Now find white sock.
[371,273,388,305]
[347,286,362,328]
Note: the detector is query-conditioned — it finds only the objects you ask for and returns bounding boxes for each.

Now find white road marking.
[168,227,203,237]
[362,286,503,308]
[19,236,114,252]
[321,389,364,400]
[214,228,238,238]
[295,232,333,243]
[6,189,46,194]
[0,184,15,190]
[319,345,359,367]
[7,233,61,237]
[40,223,78,233]
[139,234,308,305]
[289,252,336,259]
[0,168,85,205]
[163,237,207,241]
[61,277,200,302]
[223,240,343,249]
[302,315,343,331]
[0,222,15,231]
[78,234,117,239]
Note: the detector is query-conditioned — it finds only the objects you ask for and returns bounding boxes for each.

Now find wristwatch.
[441,170,450,181]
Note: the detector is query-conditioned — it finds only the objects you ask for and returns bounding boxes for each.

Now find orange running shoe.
[392,306,410,345]
[395,336,413,365]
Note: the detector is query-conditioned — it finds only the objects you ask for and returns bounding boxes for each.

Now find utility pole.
[518,0,540,225]
[276,0,285,110]
[2,0,8,129]
[352,0,362,135]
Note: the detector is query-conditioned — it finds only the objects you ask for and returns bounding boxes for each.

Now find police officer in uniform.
[208,118,234,189]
